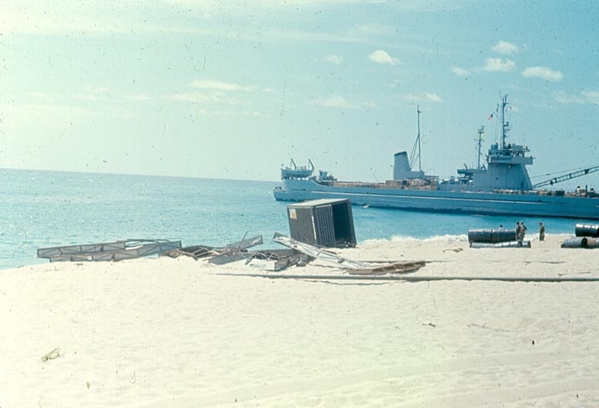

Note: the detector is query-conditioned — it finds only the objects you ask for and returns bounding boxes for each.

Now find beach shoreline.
[2,234,598,407]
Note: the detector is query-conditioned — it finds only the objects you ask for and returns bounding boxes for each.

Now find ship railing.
[320,180,438,191]
[491,188,597,198]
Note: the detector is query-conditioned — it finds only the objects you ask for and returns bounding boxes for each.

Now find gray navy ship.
[274,95,599,220]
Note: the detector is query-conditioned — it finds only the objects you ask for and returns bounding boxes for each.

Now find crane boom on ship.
[533,165,599,189]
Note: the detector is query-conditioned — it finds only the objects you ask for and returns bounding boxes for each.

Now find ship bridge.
[488,143,534,166]
[470,96,535,192]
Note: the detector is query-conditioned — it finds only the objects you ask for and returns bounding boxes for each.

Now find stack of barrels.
[468,228,529,248]
[561,224,599,248]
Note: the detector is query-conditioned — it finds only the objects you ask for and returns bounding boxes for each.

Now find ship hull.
[274,179,599,220]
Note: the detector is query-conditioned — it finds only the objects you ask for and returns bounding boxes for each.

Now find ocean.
[0,168,582,270]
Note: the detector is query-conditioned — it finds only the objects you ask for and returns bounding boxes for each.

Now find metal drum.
[470,240,531,249]
[575,224,599,237]
[468,229,517,244]
[586,238,599,248]
[561,237,589,248]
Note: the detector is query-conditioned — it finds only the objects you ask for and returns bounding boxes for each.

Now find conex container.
[287,198,356,248]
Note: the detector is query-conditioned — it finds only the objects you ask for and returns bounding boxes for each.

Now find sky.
[1,0,599,189]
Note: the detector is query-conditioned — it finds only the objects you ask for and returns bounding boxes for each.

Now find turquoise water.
[0,168,582,270]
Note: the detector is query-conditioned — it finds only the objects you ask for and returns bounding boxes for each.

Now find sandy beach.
[2,233,599,407]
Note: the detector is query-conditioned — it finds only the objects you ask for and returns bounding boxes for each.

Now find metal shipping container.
[286,198,356,248]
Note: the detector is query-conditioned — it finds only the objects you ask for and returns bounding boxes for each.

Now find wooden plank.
[214,273,599,283]
[348,260,425,275]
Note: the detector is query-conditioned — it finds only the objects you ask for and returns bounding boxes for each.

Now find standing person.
[515,222,522,244]
[520,221,527,240]
[539,222,545,241]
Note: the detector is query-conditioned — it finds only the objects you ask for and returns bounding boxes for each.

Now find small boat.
[280,159,314,180]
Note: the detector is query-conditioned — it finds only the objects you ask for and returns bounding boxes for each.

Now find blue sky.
[1,0,598,189]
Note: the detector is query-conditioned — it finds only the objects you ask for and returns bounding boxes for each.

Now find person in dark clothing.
[516,221,527,246]
[520,222,527,240]
[539,222,545,241]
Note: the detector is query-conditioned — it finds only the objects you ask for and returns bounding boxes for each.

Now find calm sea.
[0,168,581,270]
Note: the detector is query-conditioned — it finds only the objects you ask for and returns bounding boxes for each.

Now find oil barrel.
[468,229,517,244]
[575,224,599,237]
[561,237,589,248]
[470,240,530,249]
[585,238,599,248]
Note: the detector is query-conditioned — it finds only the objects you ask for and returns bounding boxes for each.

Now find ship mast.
[417,105,422,171]
[500,94,510,149]
[477,125,484,169]
[410,105,422,171]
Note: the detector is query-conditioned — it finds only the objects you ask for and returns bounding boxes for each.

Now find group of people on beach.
[508,221,545,246]
[497,221,546,246]
[513,221,545,246]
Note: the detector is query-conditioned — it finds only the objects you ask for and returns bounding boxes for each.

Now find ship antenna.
[410,105,422,171]
[417,105,422,171]
[500,94,510,149]
[477,125,485,169]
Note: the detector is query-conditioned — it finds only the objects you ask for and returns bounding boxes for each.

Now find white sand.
[2,234,599,407]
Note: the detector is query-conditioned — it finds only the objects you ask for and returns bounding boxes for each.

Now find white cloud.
[76,94,98,101]
[171,80,266,106]
[404,92,443,103]
[22,91,56,102]
[452,66,471,76]
[197,108,234,116]
[313,95,357,109]
[492,41,519,55]
[554,91,582,104]
[369,50,400,66]
[312,94,375,109]
[86,86,110,94]
[1,103,95,132]
[324,55,344,65]
[191,80,258,92]
[124,94,150,102]
[0,0,386,49]
[581,90,599,104]
[481,58,516,72]
[72,86,111,102]
[168,0,456,12]
[521,66,563,82]
[355,24,394,36]
[171,92,214,103]
[196,107,268,117]
[242,110,268,117]
[0,7,132,35]
[554,90,599,104]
